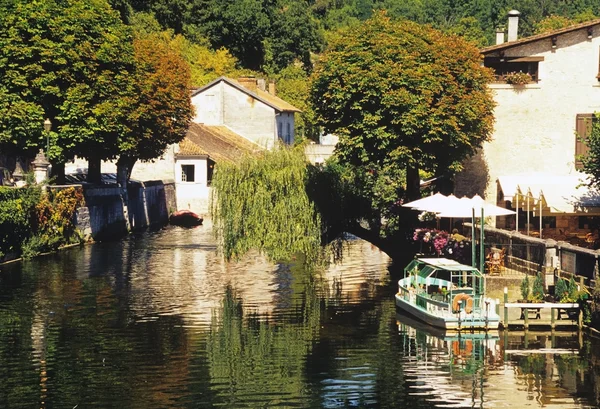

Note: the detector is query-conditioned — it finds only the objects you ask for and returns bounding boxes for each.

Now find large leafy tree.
[115,35,194,188]
[0,0,136,182]
[308,11,495,251]
[311,11,495,201]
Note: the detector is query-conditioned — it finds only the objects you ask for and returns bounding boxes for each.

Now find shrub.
[520,275,530,301]
[0,186,41,259]
[532,272,545,301]
[555,278,569,301]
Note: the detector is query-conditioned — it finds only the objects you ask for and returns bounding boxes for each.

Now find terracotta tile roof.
[481,18,600,53]
[191,77,301,113]
[178,137,208,156]
[181,123,263,163]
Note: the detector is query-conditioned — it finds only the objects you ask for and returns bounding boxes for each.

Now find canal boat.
[169,209,203,227]
[395,257,500,331]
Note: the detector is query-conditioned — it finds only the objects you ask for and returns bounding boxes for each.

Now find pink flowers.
[413,228,449,255]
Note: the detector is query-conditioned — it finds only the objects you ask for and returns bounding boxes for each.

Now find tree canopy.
[115,35,194,182]
[310,11,495,200]
[578,114,600,189]
[0,0,135,170]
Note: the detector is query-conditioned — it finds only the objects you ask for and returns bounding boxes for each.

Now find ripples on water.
[0,222,598,408]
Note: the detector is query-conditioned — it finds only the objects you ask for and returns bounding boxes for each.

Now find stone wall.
[73,180,175,241]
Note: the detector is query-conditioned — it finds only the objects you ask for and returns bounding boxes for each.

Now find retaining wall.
[69,180,175,241]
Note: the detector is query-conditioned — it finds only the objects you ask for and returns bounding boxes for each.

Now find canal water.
[0,222,599,408]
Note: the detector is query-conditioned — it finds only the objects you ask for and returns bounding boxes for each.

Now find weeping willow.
[210,145,322,265]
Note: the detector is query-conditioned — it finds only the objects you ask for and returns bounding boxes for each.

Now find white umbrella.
[402,193,462,213]
[401,192,448,210]
[437,194,516,218]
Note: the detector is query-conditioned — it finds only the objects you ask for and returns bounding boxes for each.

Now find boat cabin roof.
[405,258,483,279]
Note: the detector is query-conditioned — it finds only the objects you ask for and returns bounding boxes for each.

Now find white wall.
[221,85,277,149]
[456,27,600,202]
[276,112,295,145]
[68,144,177,182]
[175,157,210,215]
[192,82,224,125]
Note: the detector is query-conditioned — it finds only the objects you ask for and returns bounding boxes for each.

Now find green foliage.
[532,272,545,301]
[116,34,194,173]
[0,0,136,165]
[555,277,569,301]
[22,187,85,258]
[555,277,583,303]
[578,113,600,189]
[520,274,530,301]
[210,145,322,265]
[0,186,42,259]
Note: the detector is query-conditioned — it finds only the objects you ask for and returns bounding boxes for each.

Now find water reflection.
[0,223,599,408]
[396,311,597,408]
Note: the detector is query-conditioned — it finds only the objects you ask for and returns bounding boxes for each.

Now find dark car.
[0,167,14,186]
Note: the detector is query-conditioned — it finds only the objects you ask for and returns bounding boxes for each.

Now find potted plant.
[520,274,530,302]
[531,272,545,302]
[504,71,533,85]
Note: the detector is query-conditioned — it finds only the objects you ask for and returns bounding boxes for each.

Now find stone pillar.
[32,149,50,185]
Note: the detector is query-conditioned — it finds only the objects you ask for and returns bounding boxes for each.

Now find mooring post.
[503,287,508,328]
[551,307,555,329]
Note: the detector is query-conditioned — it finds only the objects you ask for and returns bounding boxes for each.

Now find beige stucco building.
[69,76,300,216]
[455,13,600,235]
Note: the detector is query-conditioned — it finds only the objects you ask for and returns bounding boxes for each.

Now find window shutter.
[576,114,593,169]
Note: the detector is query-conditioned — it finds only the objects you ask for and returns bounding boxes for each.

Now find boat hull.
[169,210,203,227]
[395,293,500,331]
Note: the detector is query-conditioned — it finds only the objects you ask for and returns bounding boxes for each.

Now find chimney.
[268,80,276,95]
[507,10,520,42]
[238,76,257,91]
[496,27,505,45]
[257,78,266,91]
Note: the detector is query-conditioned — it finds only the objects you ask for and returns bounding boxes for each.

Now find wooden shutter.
[576,114,593,169]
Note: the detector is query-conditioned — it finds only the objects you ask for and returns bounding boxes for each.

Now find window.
[575,113,596,169]
[207,159,215,186]
[181,164,195,182]
[579,215,600,229]
[278,122,282,138]
[286,123,291,144]
[542,216,556,228]
[483,56,542,83]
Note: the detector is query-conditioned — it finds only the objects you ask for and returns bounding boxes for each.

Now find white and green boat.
[395,257,500,331]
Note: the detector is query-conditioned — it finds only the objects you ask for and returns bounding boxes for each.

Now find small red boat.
[169,210,203,227]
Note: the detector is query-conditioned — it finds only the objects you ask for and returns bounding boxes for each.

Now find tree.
[114,35,194,191]
[310,11,495,202]
[0,0,136,183]
[578,113,600,189]
[210,146,322,264]
[534,14,575,33]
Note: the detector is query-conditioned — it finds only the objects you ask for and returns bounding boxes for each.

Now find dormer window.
[484,56,543,83]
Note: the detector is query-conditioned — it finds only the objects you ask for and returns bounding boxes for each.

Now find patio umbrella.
[437,195,516,218]
[402,193,462,213]
[401,192,449,211]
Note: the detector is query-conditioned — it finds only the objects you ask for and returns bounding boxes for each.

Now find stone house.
[72,76,301,215]
[455,11,600,238]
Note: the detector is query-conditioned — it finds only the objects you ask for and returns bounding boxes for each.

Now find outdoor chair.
[486,248,505,276]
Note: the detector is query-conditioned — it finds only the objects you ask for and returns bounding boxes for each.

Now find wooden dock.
[501,302,581,329]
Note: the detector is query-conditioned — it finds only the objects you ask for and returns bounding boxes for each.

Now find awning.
[497,173,600,214]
